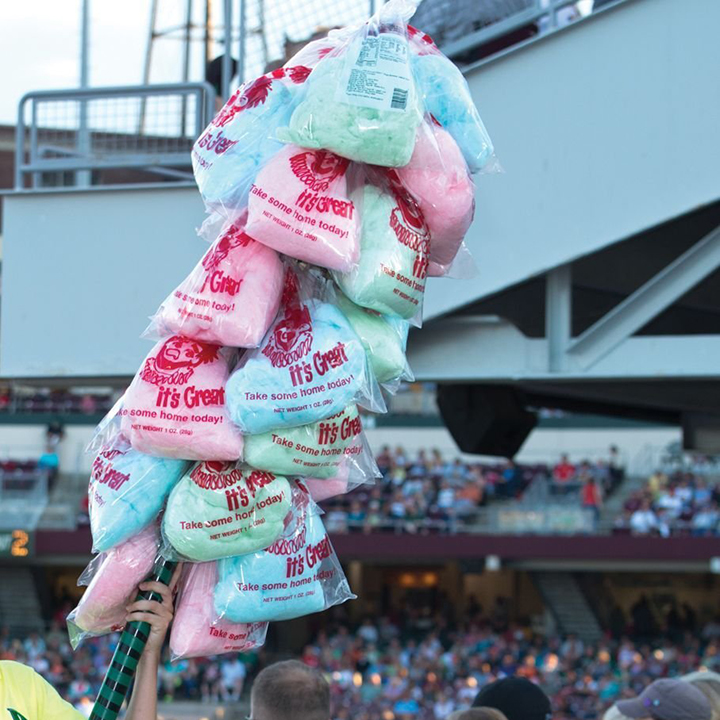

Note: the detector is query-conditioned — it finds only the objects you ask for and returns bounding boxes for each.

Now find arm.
[124,565,182,720]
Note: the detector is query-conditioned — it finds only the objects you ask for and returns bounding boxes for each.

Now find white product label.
[336,34,411,112]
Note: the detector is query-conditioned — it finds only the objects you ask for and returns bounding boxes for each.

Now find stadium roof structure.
[1,0,719,449]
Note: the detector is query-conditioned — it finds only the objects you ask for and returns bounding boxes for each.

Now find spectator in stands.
[221,655,247,701]
[472,677,552,720]
[552,454,576,494]
[615,678,712,720]
[582,476,603,529]
[0,573,177,719]
[629,499,659,535]
[249,659,329,720]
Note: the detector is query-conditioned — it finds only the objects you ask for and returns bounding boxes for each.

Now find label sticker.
[336,33,411,112]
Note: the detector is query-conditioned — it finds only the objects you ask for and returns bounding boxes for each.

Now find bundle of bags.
[69,0,495,662]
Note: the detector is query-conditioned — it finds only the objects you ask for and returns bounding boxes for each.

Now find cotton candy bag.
[243,404,376,479]
[89,438,188,553]
[278,1,423,167]
[226,270,382,434]
[146,223,284,348]
[335,292,412,386]
[334,178,429,322]
[170,561,268,660]
[396,119,475,276]
[245,145,360,272]
[163,462,293,562]
[193,66,312,220]
[408,26,495,174]
[119,336,243,461]
[214,501,353,623]
[68,525,158,647]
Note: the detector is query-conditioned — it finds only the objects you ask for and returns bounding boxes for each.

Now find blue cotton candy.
[411,52,494,173]
[89,445,188,553]
[226,299,370,434]
[214,512,351,623]
[192,73,298,218]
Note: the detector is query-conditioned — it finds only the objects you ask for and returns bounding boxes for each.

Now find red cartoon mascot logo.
[261,273,313,368]
[202,225,251,272]
[289,150,350,193]
[140,336,218,386]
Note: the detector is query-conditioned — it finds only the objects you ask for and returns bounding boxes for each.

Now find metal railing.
[14,83,216,190]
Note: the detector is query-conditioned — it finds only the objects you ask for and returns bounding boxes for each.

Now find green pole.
[90,556,177,720]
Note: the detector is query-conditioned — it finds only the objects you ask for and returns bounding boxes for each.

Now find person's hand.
[125,564,182,656]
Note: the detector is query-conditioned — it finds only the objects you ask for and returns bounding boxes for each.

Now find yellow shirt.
[0,661,84,720]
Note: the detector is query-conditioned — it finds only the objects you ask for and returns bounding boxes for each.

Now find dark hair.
[251,660,330,720]
[449,710,509,720]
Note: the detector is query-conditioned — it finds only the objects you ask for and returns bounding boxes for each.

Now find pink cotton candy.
[245,145,360,272]
[73,526,157,634]
[304,465,350,503]
[150,224,284,348]
[170,561,267,660]
[396,119,475,276]
[120,336,243,461]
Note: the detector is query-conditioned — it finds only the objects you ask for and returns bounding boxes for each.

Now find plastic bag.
[396,117,475,277]
[170,561,268,660]
[67,525,158,647]
[214,501,354,623]
[162,462,293,562]
[333,171,429,323]
[119,336,243,461]
[193,65,313,221]
[243,403,377,480]
[304,460,375,503]
[89,436,188,553]
[146,223,284,348]
[335,292,412,387]
[226,269,384,435]
[408,26,496,174]
[245,145,360,272]
[277,0,423,167]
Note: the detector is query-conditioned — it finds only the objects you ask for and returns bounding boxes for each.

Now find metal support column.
[546,265,572,372]
[237,0,246,88]
[221,0,233,100]
[77,0,91,187]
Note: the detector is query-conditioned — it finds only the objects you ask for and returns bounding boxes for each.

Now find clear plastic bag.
[170,561,268,660]
[396,116,475,277]
[67,525,159,648]
[304,460,376,503]
[333,169,429,324]
[193,65,314,222]
[145,223,285,348]
[162,462,294,562]
[243,403,378,480]
[214,499,354,623]
[244,144,360,272]
[89,435,188,553]
[118,337,243,461]
[408,25,497,174]
[335,291,413,388]
[277,0,423,167]
[226,268,385,435]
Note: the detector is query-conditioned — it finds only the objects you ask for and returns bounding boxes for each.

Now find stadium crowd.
[4,597,720,719]
[615,469,720,537]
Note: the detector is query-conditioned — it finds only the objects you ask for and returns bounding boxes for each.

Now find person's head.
[250,660,330,720]
[682,671,720,720]
[449,710,509,720]
[472,677,552,720]
[617,678,712,720]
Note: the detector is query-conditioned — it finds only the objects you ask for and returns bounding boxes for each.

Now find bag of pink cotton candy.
[395,115,476,277]
[303,460,376,503]
[146,222,285,348]
[107,336,243,461]
[170,561,268,661]
[67,524,159,648]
